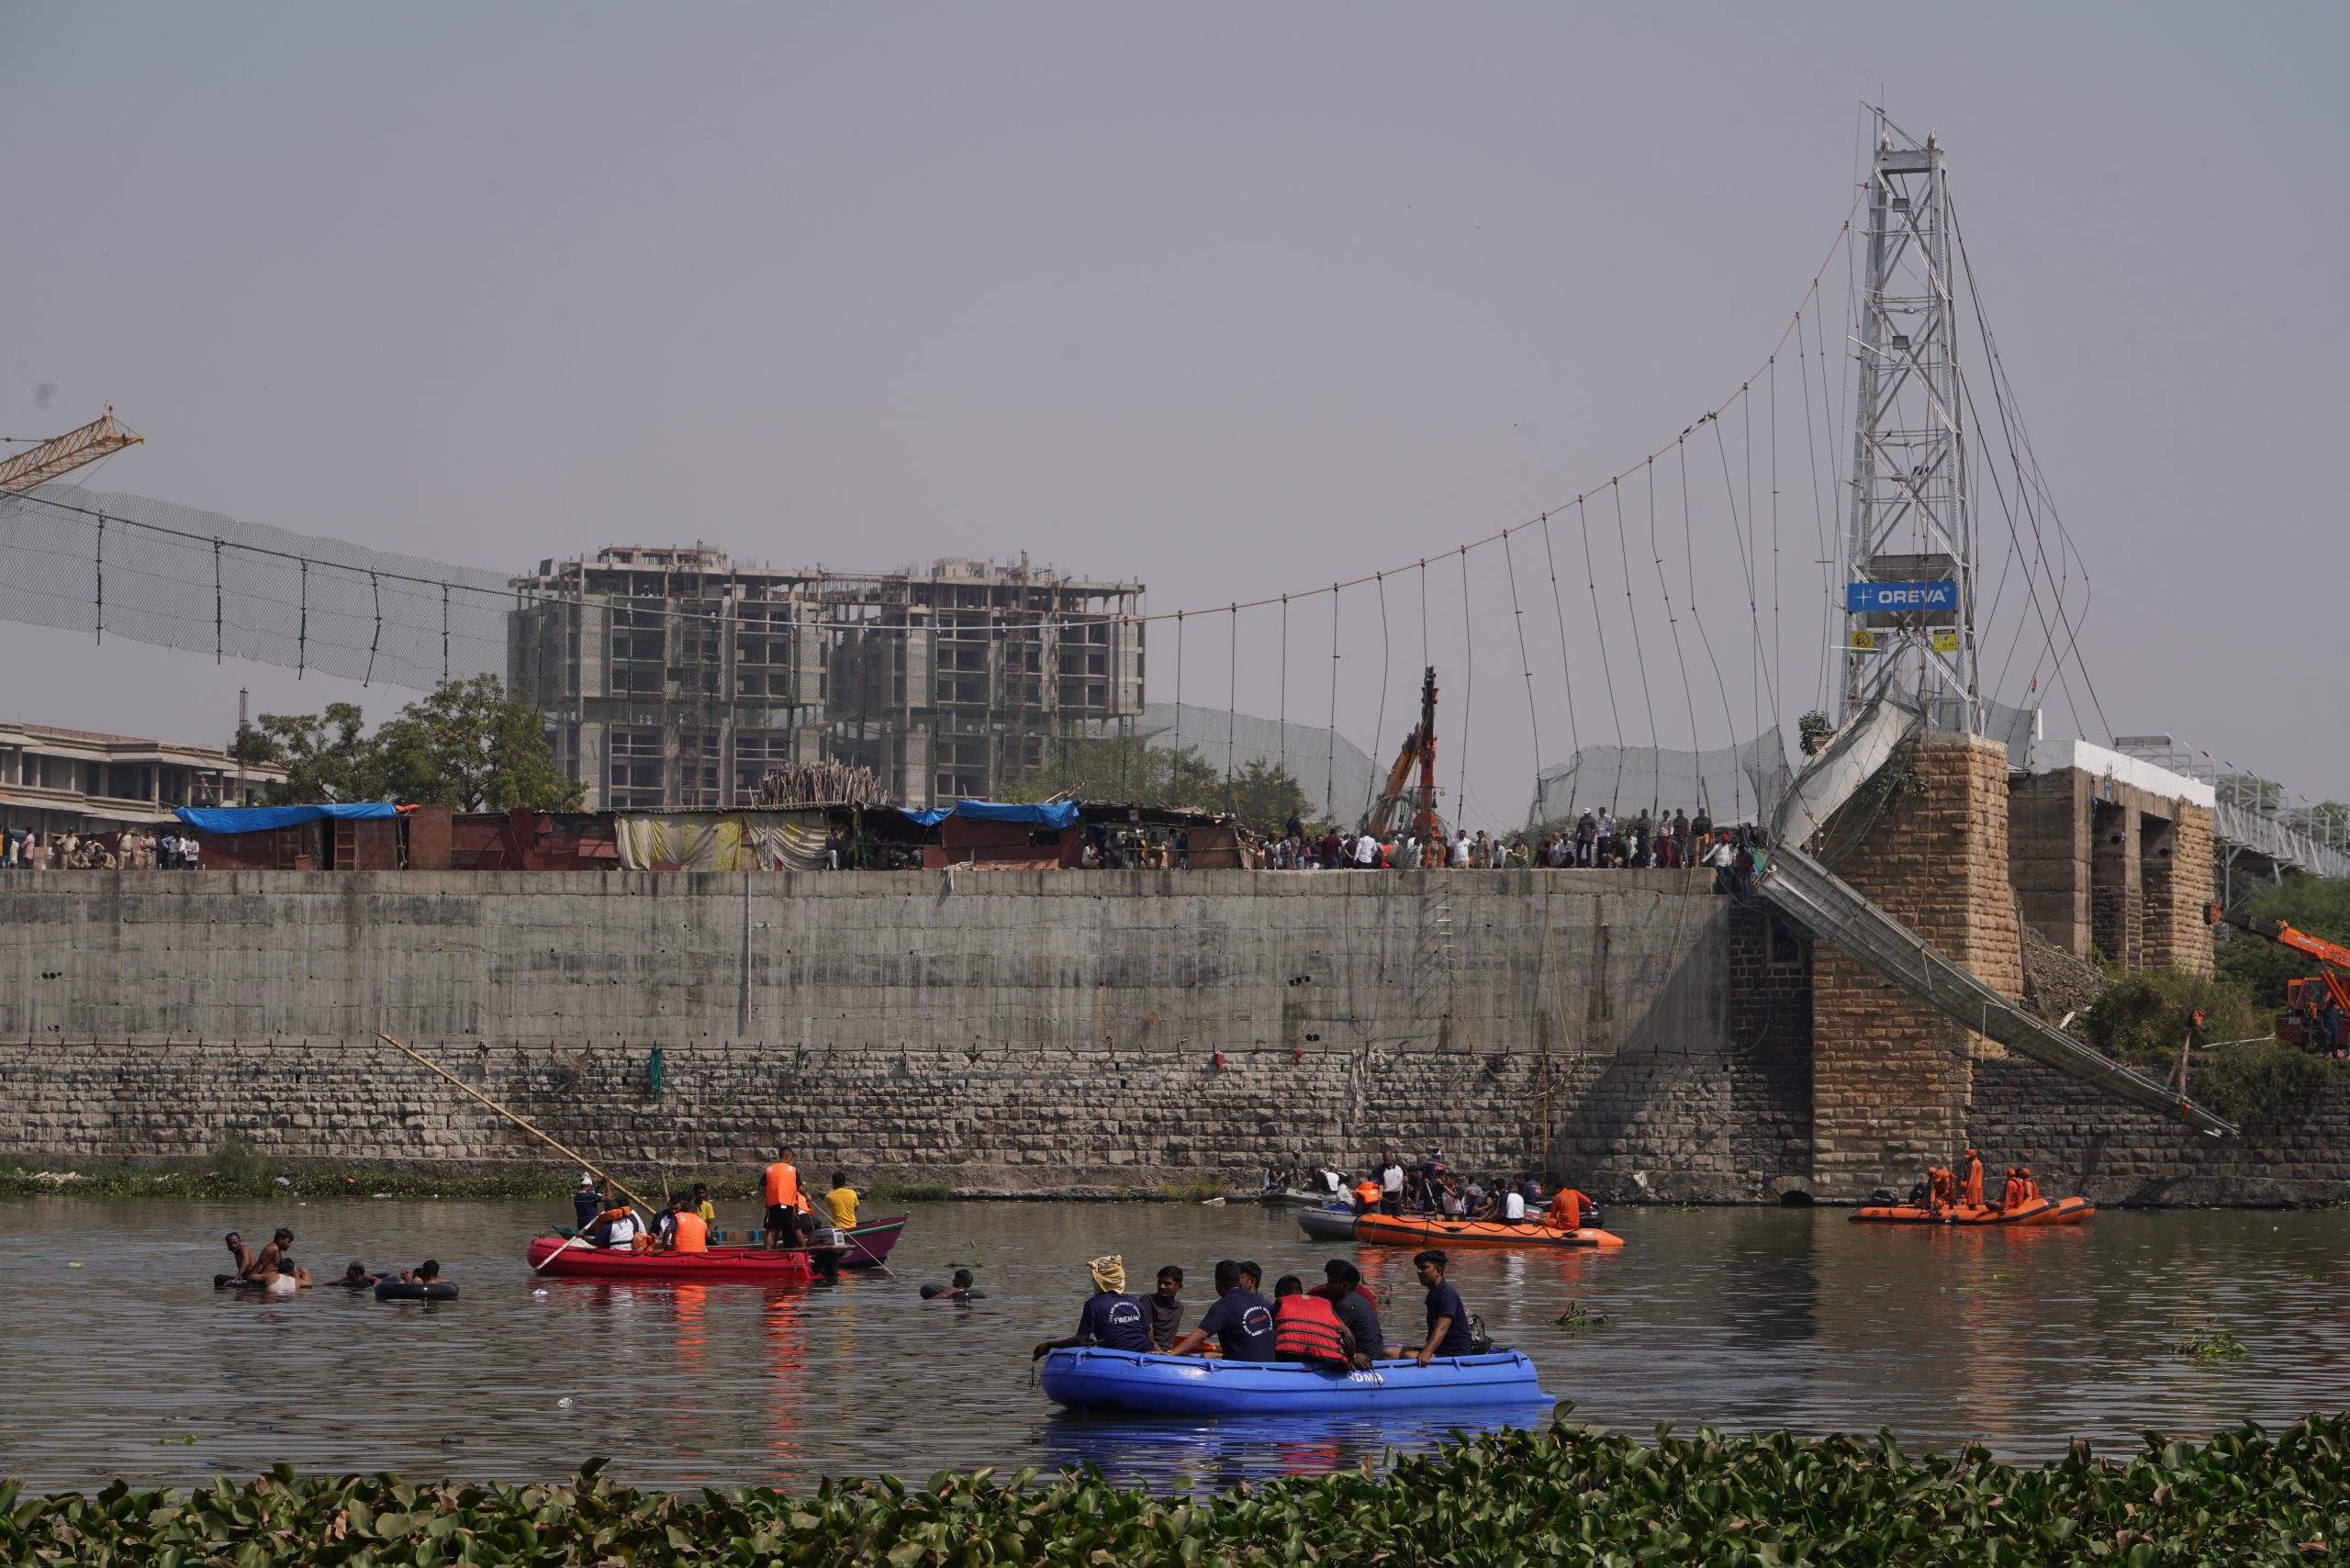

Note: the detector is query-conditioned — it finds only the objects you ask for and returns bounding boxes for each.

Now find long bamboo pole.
[375,1032,662,1219]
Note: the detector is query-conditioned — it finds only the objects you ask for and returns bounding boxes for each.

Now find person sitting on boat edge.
[1145,1265,1186,1351]
[1475,1182,1529,1226]
[1314,1259,1390,1364]
[1542,1185,1594,1232]
[1167,1260,1276,1362]
[822,1170,858,1230]
[668,1195,709,1254]
[573,1173,605,1234]
[921,1269,984,1301]
[330,1260,380,1289]
[1414,1249,1474,1366]
[1271,1275,1355,1371]
[1032,1255,1152,1360]
[597,1204,643,1250]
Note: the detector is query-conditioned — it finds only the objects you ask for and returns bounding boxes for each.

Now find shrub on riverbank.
[6,1416,2344,1565]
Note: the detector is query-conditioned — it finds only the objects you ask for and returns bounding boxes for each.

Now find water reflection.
[4,1198,2347,1493]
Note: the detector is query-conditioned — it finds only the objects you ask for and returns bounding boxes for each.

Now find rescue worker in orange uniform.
[669,1195,709,1254]
[1542,1187,1593,1232]
[764,1148,810,1250]
[1270,1274,1356,1370]
[1959,1148,1986,1211]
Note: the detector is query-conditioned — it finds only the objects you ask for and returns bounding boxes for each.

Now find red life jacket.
[1274,1293,1348,1363]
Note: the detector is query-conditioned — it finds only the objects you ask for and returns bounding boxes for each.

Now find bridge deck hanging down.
[1754,700,2236,1139]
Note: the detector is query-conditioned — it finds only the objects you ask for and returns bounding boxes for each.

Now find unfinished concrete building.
[508,548,1146,810]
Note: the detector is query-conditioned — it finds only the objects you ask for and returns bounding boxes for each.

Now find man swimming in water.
[243,1227,313,1293]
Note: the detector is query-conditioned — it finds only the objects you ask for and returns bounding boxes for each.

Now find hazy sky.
[5,3,2344,820]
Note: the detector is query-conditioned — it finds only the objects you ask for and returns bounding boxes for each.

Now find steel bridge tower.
[1836,121,1975,729]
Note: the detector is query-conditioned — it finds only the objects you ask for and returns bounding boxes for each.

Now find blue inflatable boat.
[1039,1348,1549,1415]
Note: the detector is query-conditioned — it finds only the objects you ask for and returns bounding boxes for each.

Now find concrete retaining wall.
[0,868,1804,1198]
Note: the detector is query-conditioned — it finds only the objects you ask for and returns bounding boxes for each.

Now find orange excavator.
[1363,666,1445,844]
[2205,902,2350,1056]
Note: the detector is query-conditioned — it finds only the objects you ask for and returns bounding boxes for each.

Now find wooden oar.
[374,1030,664,1225]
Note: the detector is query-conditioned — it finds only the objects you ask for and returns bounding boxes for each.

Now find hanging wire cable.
[1677,438,1746,817]
[1277,595,1289,778]
[1796,301,1833,714]
[1326,585,1340,821]
[1639,460,1699,803]
[1708,408,1774,739]
[1610,478,1659,774]
[1367,574,1391,817]
[1537,511,1582,761]
[1502,528,1542,785]
[1225,605,1238,787]
[1456,546,1473,822]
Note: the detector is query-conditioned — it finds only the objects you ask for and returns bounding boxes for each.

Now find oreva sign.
[1844,580,1957,614]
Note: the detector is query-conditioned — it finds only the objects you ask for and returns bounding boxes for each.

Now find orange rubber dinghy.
[1351,1214,1626,1249]
[1850,1195,2094,1227]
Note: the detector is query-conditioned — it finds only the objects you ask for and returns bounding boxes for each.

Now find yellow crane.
[0,408,143,493]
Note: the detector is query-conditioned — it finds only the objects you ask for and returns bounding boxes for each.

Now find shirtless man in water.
[242,1227,313,1293]
[223,1232,257,1277]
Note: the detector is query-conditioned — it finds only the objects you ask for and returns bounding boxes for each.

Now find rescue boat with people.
[1850,1157,2092,1226]
[1350,1213,1624,1249]
[525,1238,825,1282]
[1038,1347,1550,1416]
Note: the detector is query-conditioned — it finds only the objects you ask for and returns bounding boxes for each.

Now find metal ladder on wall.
[1412,884,1460,1048]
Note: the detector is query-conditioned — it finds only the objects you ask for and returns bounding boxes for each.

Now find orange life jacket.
[672,1211,708,1254]
[765,1161,803,1210]
[1354,1180,1382,1210]
[1273,1293,1348,1363]
[1544,1189,1589,1231]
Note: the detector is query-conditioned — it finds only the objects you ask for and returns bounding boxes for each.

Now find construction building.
[508,548,1147,811]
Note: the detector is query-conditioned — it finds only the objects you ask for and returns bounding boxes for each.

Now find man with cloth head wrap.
[1032,1253,1153,1359]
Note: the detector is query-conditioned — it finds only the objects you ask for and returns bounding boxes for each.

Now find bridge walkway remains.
[1755,700,2235,1138]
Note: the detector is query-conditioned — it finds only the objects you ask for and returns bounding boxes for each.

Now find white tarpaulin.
[613,812,831,871]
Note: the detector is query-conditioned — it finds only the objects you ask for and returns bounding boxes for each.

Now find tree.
[2213,872,2350,1010]
[368,675,585,812]
[231,678,583,812]
[1796,711,1833,757]
[236,702,374,804]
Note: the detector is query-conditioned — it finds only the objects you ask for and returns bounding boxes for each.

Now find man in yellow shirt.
[692,1182,716,1224]
[822,1170,859,1230]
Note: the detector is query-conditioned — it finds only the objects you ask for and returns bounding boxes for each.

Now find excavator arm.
[2206,902,2350,972]
[0,409,143,493]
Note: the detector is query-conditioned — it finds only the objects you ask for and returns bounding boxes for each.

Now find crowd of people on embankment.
[0,826,202,869]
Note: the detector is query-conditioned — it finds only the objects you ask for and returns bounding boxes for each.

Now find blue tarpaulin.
[174,802,398,834]
[896,808,952,828]
[947,799,1079,830]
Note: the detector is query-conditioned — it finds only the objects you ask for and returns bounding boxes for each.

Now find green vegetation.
[233,673,585,812]
[207,1136,267,1185]
[866,1173,954,1204]
[2171,1326,2251,1361]
[2076,969,2336,1133]
[1154,1173,1232,1204]
[1552,1300,1610,1329]
[1004,736,1317,835]
[9,1417,2350,1564]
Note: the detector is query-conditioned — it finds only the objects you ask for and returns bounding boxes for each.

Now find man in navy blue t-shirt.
[1167,1259,1277,1362]
[1032,1255,1153,1359]
[1413,1249,1475,1364]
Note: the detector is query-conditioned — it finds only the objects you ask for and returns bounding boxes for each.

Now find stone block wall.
[1972,1055,2350,1206]
[1810,734,2021,1200]
[2141,804,2216,977]
[0,868,1804,1200]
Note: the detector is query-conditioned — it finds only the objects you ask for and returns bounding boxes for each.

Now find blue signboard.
[1844,580,1957,614]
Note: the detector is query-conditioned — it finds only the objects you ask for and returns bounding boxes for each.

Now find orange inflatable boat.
[1852,1158,2092,1227]
[1352,1214,1626,1249]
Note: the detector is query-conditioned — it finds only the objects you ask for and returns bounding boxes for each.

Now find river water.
[5,1196,2345,1494]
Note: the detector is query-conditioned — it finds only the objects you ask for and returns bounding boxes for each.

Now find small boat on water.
[1039,1347,1550,1415]
[836,1215,908,1267]
[1851,1196,2093,1227]
[1295,1205,1360,1241]
[1351,1213,1625,1250]
[526,1238,821,1282]
[1257,1186,1341,1209]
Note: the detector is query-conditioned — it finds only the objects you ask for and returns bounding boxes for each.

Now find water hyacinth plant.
[6,1415,2347,1564]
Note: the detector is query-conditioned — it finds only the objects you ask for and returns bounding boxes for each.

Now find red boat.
[526,1238,819,1282]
